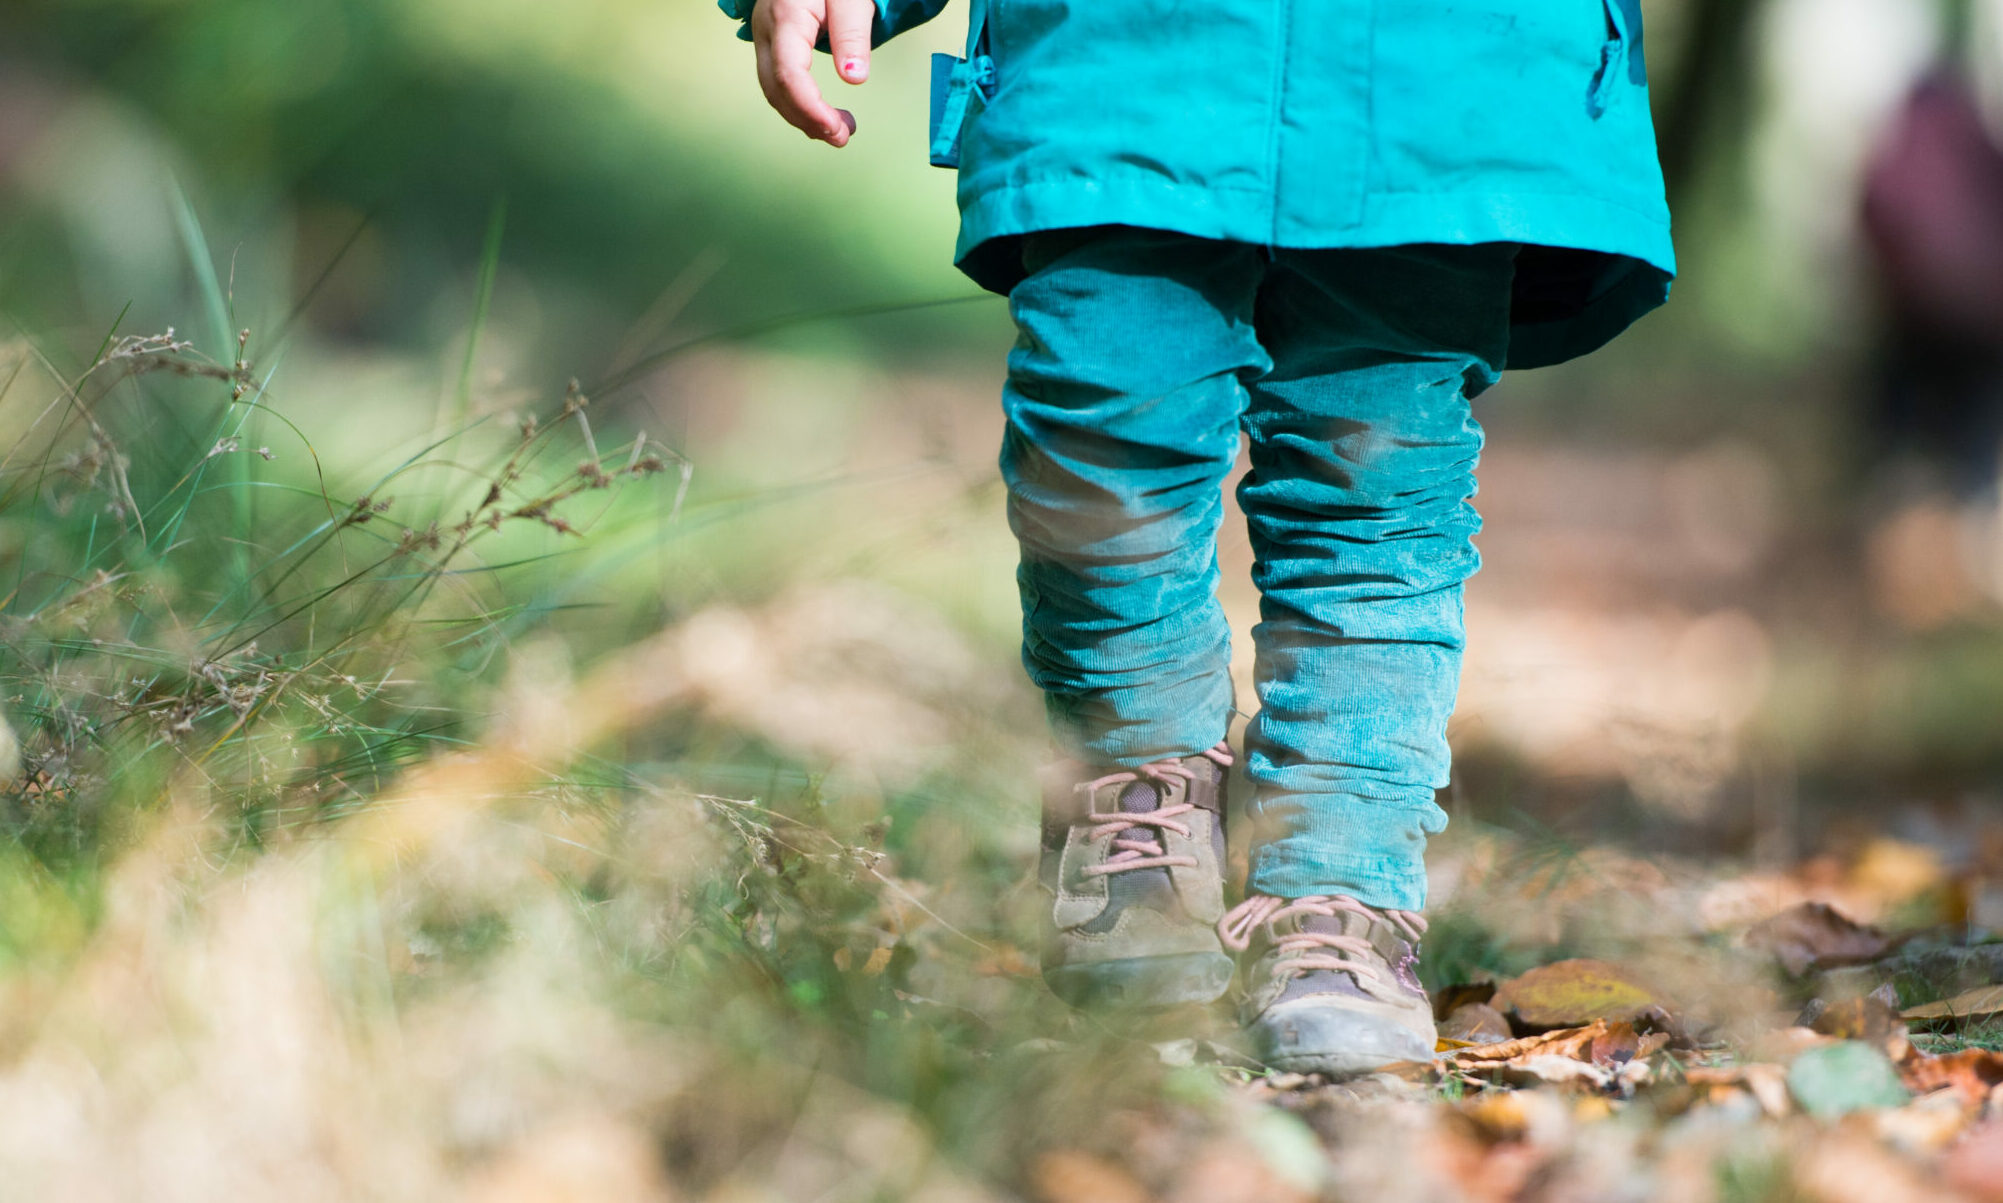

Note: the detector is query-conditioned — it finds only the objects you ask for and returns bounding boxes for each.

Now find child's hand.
[752,0,876,148]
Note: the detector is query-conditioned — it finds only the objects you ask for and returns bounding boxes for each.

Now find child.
[723,0,1673,1076]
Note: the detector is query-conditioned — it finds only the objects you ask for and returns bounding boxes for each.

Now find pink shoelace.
[1075,742,1234,878]
[1216,894,1427,989]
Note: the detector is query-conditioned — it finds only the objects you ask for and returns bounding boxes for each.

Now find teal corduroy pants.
[1002,227,1517,911]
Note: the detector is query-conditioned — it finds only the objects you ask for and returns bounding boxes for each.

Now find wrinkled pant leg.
[1237,244,1517,910]
[1002,228,1271,766]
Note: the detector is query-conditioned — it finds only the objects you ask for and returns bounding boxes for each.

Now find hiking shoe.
[1218,894,1435,1076]
[1039,742,1236,1009]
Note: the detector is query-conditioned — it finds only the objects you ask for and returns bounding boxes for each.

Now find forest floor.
[6,334,2003,1202]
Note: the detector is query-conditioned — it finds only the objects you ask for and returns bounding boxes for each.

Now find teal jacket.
[722,0,1675,368]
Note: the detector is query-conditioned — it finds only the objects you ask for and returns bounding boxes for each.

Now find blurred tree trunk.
[1655,0,1768,207]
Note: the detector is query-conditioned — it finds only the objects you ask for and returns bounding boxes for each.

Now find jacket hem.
[953,173,1675,368]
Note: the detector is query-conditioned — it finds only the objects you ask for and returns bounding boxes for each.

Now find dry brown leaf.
[1030,1151,1153,1203]
[1438,1093,1573,1203]
[1493,1055,1620,1089]
[1448,1018,1662,1090]
[1811,993,1905,1044]
[1589,1021,1670,1067]
[1790,1129,1958,1203]
[1748,1025,1840,1063]
[1572,1095,1616,1124]
[1450,1020,1611,1068]
[1492,959,1665,1029]
[1848,839,1950,913]
[1744,901,1898,976]
[1872,1092,1972,1156]
[1901,1048,2003,1108]
[1903,985,2003,1025]
[1685,1063,1792,1117]
[1454,1090,1572,1144]
[1373,1059,1443,1083]
[1435,1123,1548,1203]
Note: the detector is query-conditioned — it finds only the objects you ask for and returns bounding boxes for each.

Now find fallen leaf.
[1745,901,1898,976]
[1685,1063,1792,1117]
[1901,1048,2003,1108]
[1872,1091,1972,1155]
[1944,1120,2003,1203]
[1589,1021,1669,1067]
[1447,1019,1657,1091]
[1903,984,2003,1025]
[1790,1129,1956,1203]
[1786,1041,1912,1117]
[1572,1095,1615,1124]
[1435,1115,1551,1203]
[1030,1151,1153,1203]
[1453,1089,1573,1145]
[1450,1020,1610,1068]
[1440,1002,1513,1045]
[1848,839,1949,913]
[1491,960,1665,1030]
[1747,1025,1839,1063]
[1809,992,1904,1043]
[1372,1058,1441,1083]
[1493,1054,1619,1090]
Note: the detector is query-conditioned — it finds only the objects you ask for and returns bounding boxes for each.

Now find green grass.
[0,205,1241,1196]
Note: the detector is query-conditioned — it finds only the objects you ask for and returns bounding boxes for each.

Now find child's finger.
[753,38,806,134]
[765,17,851,145]
[827,0,872,84]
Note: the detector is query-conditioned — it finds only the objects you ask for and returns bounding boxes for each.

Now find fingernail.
[842,57,866,78]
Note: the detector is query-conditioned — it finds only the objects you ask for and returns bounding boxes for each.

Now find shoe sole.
[1043,951,1235,1010]
[1250,1000,1437,1079]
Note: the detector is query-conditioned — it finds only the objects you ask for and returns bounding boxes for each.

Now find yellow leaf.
[1493,959,1664,1029]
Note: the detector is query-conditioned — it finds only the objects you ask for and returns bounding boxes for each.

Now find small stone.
[1440,1002,1513,1044]
[1786,1041,1911,1118]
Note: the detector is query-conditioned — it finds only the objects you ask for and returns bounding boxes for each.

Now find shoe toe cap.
[1250,997,1435,1077]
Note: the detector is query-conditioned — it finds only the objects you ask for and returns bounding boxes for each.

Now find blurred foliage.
[0,0,998,386]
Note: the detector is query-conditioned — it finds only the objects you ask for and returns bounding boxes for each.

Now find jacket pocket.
[1588,0,1645,119]
[928,5,995,169]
